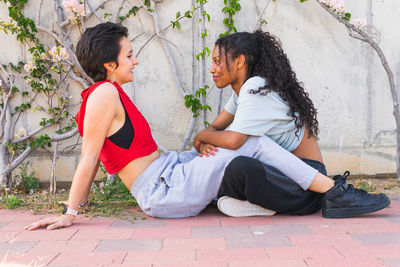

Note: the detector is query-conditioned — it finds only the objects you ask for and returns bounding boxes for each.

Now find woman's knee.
[226,156,257,171]
[224,156,265,180]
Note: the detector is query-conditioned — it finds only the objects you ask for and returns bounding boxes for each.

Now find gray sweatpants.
[130,135,318,218]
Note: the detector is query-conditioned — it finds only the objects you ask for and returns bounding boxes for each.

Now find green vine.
[1,0,72,164]
[168,0,212,122]
[118,6,141,22]
[184,86,212,118]
[2,0,38,43]
[220,0,241,37]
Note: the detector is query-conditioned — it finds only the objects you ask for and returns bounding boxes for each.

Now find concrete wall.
[0,0,398,181]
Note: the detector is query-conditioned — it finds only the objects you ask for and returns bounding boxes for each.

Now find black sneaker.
[322,171,390,218]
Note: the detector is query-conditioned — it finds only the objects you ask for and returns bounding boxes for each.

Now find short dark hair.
[76,22,128,82]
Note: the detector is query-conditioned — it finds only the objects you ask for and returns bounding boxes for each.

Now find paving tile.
[271,213,326,225]
[1,221,41,232]
[132,227,191,239]
[71,228,134,240]
[226,235,292,248]
[88,216,115,223]
[111,263,151,267]
[68,216,114,230]
[0,211,45,222]
[165,216,220,228]
[0,241,37,254]
[333,244,400,259]
[383,258,400,267]
[288,233,361,247]
[16,228,78,242]
[196,248,267,262]
[250,224,313,235]
[324,215,390,224]
[124,249,195,264]
[381,215,400,223]
[0,209,19,215]
[162,237,226,249]
[351,233,400,245]
[219,216,274,226]
[305,257,386,267]
[0,251,59,266]
[1,199,399,267]
[309,222,400,234]
[0,222,9,230]
[273,213,387,225]
[382,201,400,215]
[28,240,99,253]
[111,218,166,228]
[95,239,161,251]
[265,246,344,260]
[153,263,226,267]
[49,251,127,266]
[191,226,252,238]
[0,231,21,242]
[230,259,307,267]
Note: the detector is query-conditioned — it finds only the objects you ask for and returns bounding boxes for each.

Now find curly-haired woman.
[194,30,390,218]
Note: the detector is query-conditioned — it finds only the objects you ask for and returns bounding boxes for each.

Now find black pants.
[218,156,327,215]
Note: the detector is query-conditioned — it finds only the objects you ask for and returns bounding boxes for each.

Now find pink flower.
[49,46,69,62]
[350,18,367,29]
[320,0,345,15]
[14,127,27,139]
[24,61,34,73]
[0,17,16,28]
[62,0,85,23]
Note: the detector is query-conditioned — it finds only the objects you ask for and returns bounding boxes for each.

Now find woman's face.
[210,45,236,89]
[113,37,139,85]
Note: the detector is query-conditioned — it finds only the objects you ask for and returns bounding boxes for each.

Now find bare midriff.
[292,127,323,163]
[117,150,160,190]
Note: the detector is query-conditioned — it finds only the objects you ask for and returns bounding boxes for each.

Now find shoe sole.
[217,196,276,217]
[322,196,390,218]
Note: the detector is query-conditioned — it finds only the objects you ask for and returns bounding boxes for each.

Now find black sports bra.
[108,108,134,149]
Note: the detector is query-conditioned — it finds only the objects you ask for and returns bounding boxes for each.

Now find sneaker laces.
[346,184,370,196]
[334,171,350,185]
[340,171,369,196]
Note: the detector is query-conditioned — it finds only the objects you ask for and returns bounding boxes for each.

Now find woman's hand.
[198,143,218,157]
[24,214,74,231]
[193,135,202,152]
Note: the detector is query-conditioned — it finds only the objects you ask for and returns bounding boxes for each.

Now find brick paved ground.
[0,199,399,267]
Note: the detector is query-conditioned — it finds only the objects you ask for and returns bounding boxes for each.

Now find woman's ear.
[103,62,117,73]
[235,54,246,70]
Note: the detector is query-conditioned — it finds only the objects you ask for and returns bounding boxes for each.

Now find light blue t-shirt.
[224,76,304,152]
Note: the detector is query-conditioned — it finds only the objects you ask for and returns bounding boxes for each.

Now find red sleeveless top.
[75,81,158,174]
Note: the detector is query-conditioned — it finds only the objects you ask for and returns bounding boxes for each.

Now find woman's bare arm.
[194,109,247,151]
[25,83,119,230]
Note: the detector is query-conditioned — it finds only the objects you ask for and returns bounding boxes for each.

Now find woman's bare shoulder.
[90,82,119,99]
[86,82,120,110]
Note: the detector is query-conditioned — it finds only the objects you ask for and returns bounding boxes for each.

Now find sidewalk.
[1,199,400,267]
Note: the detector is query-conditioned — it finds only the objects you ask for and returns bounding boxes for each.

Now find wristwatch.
[62,206,78,216]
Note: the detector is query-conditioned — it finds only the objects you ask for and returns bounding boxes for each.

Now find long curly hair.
[215,30,319,138]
